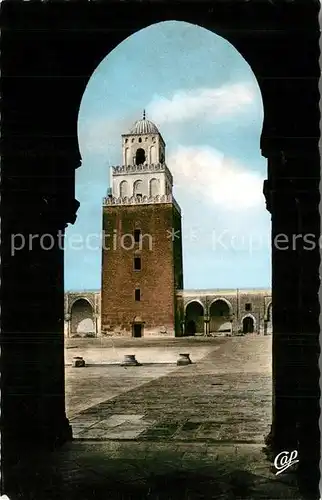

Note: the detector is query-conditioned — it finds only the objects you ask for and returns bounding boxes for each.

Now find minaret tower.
[101,112,183,337]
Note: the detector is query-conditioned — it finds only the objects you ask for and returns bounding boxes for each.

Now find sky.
[65,21,271,291]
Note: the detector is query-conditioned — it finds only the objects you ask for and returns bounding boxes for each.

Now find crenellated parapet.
[103,193,181,213]
[112,163,173,184]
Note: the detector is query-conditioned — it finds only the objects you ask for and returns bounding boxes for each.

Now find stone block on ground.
[73,356,86,368]
[177,353,192,366]
[121,354,141,366]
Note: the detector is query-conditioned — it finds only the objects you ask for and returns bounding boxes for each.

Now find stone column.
[204,298,210,336]
[264,152,320,494]
[294,178,320,495]
[65,314,71,338]
[263,321,267,336]
[93,313,98,337]
[203,318,209,336]
[1,21,83,499]
[229,314,235,335]
[96,313,101,337]
[2,148,80,460]
[2,224,74,451]
[263,159,300,451]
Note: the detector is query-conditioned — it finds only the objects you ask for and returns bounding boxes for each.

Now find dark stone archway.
[2,2,320,498]
[70,299,95,337]
[135,148,146,165]
[242,316,255,334]
[209,299,232,334]
[185,301,204,336]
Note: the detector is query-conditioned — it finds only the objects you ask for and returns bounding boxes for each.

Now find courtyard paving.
[66,336,272,444]
[62,335,301,498]
[5,335,306,499]
[65,336,224,417]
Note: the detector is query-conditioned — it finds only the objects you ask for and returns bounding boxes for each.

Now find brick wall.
[101,202,182,337]
[172,206,183,336]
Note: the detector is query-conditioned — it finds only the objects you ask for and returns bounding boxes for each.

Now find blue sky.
[65,21,271,291]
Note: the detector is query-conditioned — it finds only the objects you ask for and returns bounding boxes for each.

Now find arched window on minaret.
[149,178,159,197]
[133,180,143,197]
[119,180,128,198]
[125,147,130,166]
[150,145,157,164]
[135,148,146,165]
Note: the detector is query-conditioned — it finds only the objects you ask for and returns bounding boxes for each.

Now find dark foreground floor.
[5,440,302,500]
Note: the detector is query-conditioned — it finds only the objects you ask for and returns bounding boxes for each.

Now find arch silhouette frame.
[3,6,320,494]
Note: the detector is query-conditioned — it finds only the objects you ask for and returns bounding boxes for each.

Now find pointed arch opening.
[185,300,204,336]
[209,299,232,334]
[70,298,95,337]
[149,178,159,197]
[135,148,146,165]
[71,18,272,451]
[133,179,143,197]
[119,180,129,198]
[76,20,266,299]
[242,315,255,334]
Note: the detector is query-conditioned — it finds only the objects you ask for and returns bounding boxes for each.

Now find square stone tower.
[101,112,183,337]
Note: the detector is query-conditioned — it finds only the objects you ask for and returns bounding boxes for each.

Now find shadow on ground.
[5,445,301,500]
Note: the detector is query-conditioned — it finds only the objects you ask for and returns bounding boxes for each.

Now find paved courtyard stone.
[28,335,303,498]
[67,336,272,444]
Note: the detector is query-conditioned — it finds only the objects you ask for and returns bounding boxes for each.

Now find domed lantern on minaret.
[109,112,172,199]
[122,110,165,166]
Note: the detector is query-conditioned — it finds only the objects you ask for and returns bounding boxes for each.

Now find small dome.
[129,111,159,135]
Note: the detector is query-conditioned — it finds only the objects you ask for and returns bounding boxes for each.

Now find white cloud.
[78,117,126,157]
[78,82,261,156]
[169,146,270,263]
[169,145,265,211]
[146,83,259,124]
